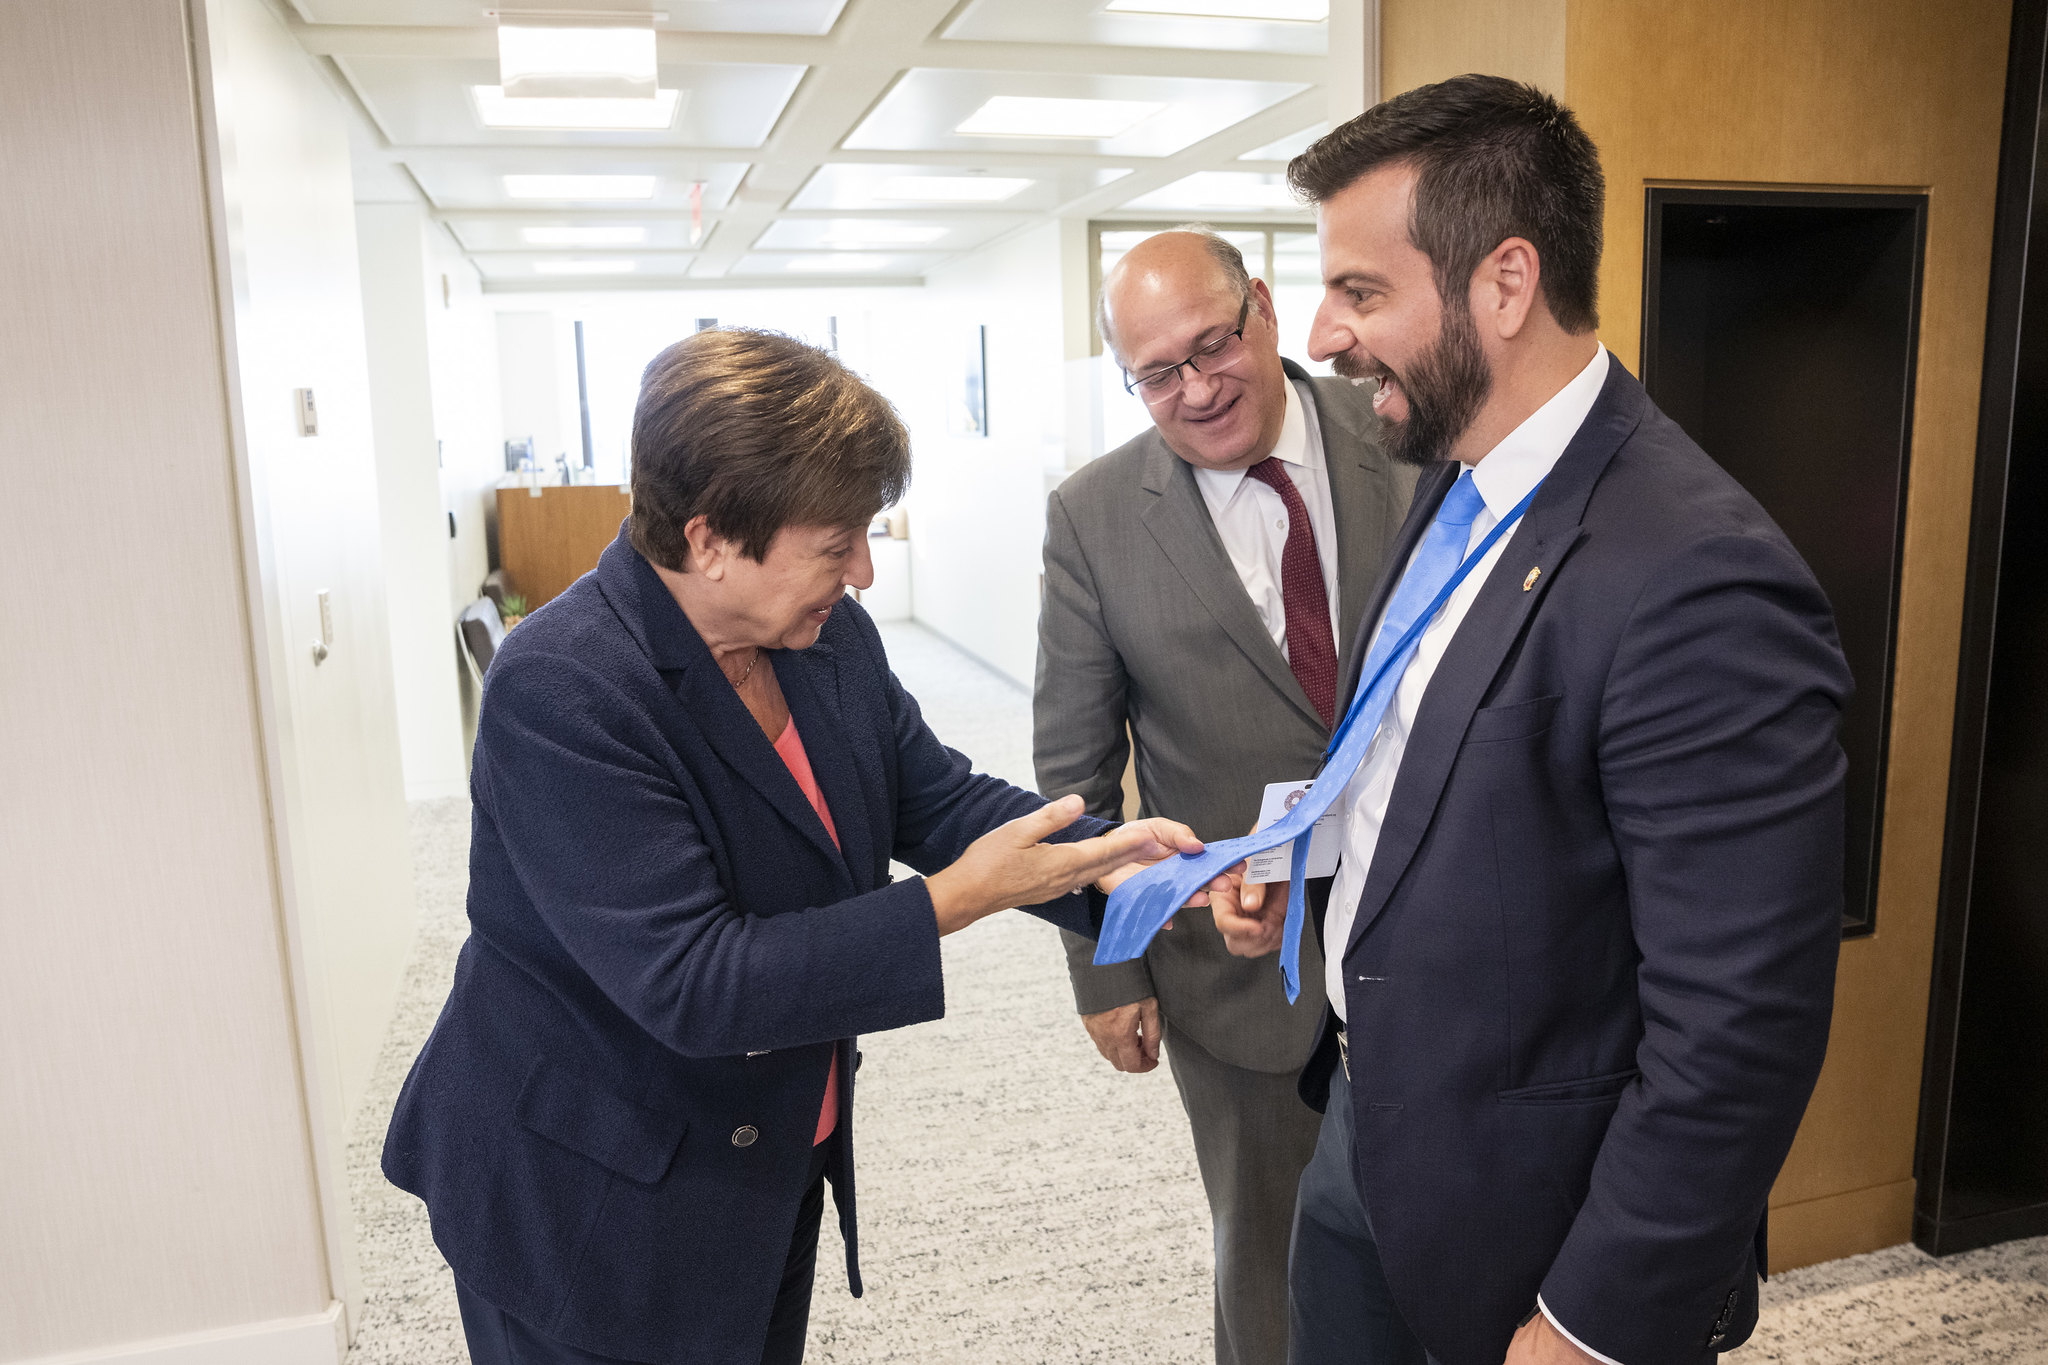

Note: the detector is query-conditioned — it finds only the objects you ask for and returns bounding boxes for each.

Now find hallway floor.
[346,622,2048,1365]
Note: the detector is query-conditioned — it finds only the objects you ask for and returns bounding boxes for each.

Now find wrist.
[924,867,986,935]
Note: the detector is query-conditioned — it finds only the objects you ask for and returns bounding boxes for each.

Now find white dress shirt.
[1317,343,1618,1365]
[1192,379,1342,658]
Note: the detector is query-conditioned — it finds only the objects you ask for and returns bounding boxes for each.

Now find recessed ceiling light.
[876,175,1032,204]
[498,24,656,100]
[954,96,1165,140]
[1126,171,1301,211]
[1104,0,1328,18]
[471,86,681,131]
[533,259,637,275]
[522,226,649,246]
[816,221,949,247]
[504,174,657,200]
[786,256,887,273]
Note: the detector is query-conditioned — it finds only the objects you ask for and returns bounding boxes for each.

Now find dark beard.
[1335,303,1493,467]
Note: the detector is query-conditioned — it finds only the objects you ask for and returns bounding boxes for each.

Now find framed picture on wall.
[948,324,988,437]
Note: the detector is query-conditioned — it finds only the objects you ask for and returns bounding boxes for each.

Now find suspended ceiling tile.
[1239,123,1328,162]
[728,251,947,279]
[844,68,1310,159]
[470,250,701,281]
[443,217,709,251]
[404,155,748,209]
[295,0,847,35]
[751,217,1023,252]
[787,163,1128,213]
[337,55,804,148]
[941,0,1326,54]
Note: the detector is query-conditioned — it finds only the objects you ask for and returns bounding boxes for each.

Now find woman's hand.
[925,797,1203,936]
[1096,816,1232,911]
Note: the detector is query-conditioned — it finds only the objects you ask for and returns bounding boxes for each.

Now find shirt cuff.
[1537,1296,1627,1365]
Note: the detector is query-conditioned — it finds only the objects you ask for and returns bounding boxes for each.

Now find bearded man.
[1214,75,1850,1365]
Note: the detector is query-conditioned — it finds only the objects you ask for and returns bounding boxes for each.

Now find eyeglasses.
[1122,297,1252,401]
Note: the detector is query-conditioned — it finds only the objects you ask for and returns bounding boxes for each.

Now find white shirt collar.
[1466,345,1610,519]
[1193,377,1317,511]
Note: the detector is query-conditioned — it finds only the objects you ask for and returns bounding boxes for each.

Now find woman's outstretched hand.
[924,797,1204,936]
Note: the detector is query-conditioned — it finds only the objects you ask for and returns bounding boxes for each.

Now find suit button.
[731,1126,759,1148]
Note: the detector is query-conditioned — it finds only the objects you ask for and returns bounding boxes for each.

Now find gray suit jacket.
[1034,363,1417,1074]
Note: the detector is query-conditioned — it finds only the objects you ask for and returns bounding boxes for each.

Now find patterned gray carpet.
[344,622,2048,1365]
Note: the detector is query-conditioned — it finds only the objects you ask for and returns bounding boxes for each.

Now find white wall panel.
[894,222,1072,687]
[201,0,418,1150]
[357,203,469,799]
[0,0,335,1356]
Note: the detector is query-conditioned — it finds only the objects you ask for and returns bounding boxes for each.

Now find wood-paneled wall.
[1379,0,2013,1269]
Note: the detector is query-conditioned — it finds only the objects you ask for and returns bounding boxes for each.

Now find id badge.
[1243,779,1342,884]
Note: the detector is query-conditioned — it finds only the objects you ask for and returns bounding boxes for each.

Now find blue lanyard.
[1324,479,1545,762]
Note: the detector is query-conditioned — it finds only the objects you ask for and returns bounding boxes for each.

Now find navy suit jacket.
[383,530,1106,1364]
[1302,362,1849,1364]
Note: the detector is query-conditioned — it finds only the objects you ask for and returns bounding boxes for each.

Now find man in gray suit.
[1035,229,1416,1365]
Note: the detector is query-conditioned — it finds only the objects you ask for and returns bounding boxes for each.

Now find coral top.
[771,716,841,1146]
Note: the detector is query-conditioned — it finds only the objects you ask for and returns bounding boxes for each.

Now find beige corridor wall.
[1377,0,2012,1270]
[0,0,335,1355]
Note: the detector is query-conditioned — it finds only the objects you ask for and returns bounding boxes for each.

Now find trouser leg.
[758,1142,832,1365]
[1286,1064,1432,1365]
[1164,1026,1323,1365]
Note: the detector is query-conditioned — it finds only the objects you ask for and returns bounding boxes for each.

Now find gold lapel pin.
[1522,566,1542,592]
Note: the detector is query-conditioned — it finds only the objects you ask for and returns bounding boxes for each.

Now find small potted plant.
[500,593,528,630]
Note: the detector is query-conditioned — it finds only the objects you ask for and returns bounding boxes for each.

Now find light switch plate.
[294,388,318,437]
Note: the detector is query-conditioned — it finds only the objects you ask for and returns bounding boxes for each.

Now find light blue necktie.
[1095,471,1517,1002]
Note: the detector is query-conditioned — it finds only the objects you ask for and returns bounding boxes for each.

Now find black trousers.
[456,1141,833,1365]
[1287,1061,1437,1365]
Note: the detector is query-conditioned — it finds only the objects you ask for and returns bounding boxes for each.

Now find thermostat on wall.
[294,388,318,437]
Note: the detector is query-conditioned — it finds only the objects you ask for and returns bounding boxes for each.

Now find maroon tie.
[1245,458,1338,727]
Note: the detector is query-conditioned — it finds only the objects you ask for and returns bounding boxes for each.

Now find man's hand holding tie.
[1211,866,1285,958]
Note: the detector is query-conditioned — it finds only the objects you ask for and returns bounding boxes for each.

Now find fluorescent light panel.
[786,256,886,273]
[1104,0,1328,18]
[504,174,657,200]
[875,175,1031,204]
[471,86,680,130]
[522,225,648,246]
[954,95,1164,140]
[816,221,948,246]
[533,259,637,275]
[498,24,656,99]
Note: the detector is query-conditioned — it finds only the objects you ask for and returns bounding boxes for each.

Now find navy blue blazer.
[1303,362,1850,1365]
[383,529,1107,1364]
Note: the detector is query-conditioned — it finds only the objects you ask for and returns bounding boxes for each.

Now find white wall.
[357,203,467,799]
[0,0,340,1357]
[890,222,1079,686]
[425,225,506,620]
[496,310,582,479]
[204,0,419,1182]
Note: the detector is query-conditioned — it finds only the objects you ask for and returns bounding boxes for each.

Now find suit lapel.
[774,642,874,893]
[598,534,855,879]
[1343,363,1648,955]
[1138,434,1324,729]
[669,655,852,880]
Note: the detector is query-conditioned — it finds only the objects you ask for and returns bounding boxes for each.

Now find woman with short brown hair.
[383,329,1213,1365]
